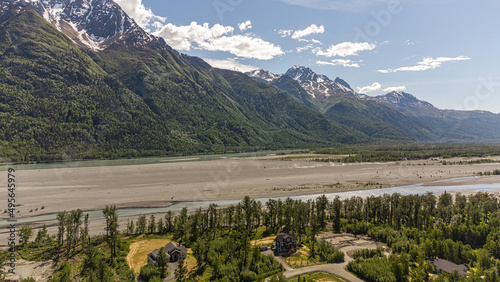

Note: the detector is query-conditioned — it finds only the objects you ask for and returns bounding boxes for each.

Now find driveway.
[266,244,378,282]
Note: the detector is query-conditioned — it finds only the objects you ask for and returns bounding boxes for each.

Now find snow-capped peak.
[2,0,155,51]
[246,69,282,83]
[284,66,357,100]
[376,91,436,111]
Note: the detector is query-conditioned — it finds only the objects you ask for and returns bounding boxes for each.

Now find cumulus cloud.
[238,20,252,31]
[292,24,325,40]
[204,58,259,73]
[154,22,283,60]
[154,22,234,50]
[315,42,376,57]
[383,86,407,92]
[357,82,382,94]
[198,35,284,60]
[114,0,166,32]
[317,59,361,68]
[379,56,471,73]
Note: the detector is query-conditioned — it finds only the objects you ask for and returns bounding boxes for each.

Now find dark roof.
[149,242,187,260]
[149,248,166,260]
[275,233,297,242]
[164,242,177,253]
[431,259,467,276]
[163,242,187,255]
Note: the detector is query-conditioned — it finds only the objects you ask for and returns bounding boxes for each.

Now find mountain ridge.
[0,2,371,162]
[246,67,500,142]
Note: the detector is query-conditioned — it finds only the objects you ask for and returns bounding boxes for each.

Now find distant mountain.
[366,91,437,115]
[283,65,356,100]
[247,67,500,142]
[246,69,281,83]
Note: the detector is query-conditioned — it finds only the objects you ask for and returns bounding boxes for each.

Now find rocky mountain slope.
[247,66,500,142]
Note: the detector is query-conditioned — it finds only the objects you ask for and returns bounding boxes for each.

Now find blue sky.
[114,0,500,113]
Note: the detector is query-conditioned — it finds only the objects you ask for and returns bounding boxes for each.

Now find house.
[431,258,468,276]
[274,233,297,255]
[147,242,187,266]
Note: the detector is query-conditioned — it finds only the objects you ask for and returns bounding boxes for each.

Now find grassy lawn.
[285,245,324,268]
[250,227,275,247]
[126,236,172,274]
[289,271,344,282]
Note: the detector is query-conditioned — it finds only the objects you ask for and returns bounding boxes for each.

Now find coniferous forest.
[3,191,500,281]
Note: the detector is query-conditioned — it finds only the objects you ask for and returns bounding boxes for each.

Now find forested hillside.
[0,7,368,163]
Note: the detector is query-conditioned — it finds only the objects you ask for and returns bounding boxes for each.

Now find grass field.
[289,271,344,281]
[126,237,172,274]
[285,245,325,268]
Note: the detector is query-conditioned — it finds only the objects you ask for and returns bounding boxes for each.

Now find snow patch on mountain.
[1,0,156,51]
[375,91,436,112]
[246,69,282,83]
[284,65,358,100]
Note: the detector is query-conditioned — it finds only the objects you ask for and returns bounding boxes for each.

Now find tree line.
[6,190,500,281]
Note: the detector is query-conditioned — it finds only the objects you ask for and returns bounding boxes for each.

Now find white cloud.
[379,56,471,73]
[114,0,166,32]
[315,42,376,57]
[292,24,325,40]
[357,82,382,94]
[238,20,252,31]
[154,22,283,60]
[277,29,293,38]
[297,44,314,53]
[199,35,284,60]
[154,22,234,50]
[317,59,360,68]
[383,86,407,92]
[204,58,259,73]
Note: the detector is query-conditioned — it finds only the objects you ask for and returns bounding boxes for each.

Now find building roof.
[149,242,187,260]
[164,242,187,254]
[431,258,468,276]
[275,233,297,242]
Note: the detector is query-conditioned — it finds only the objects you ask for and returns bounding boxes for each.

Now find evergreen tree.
[175,259,188,282]
[18,224,33,245]
[155,249,168,279]
[102,205,119,258]
[80,213,90,248]
[126,219,135,235]
[56,211,67,251]
[136,215,147,234]
[148,215,156,234]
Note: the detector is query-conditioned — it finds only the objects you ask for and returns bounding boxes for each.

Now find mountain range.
[1,0,499,162]
[247,66,500,143]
